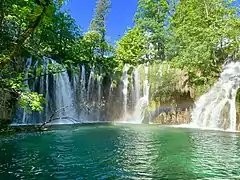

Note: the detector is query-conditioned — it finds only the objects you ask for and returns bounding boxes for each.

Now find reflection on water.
[0,125,240,179]
[190,132,240,179]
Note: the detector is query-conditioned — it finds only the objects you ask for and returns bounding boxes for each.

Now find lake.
[0,124,240,179]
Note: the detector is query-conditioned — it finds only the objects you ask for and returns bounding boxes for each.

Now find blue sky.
[63,0,240,44]
[64,0,138,43]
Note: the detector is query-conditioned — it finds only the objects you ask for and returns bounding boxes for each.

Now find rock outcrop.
[0,89,15,126]
[154,108,191,125]
[146,68,194,124]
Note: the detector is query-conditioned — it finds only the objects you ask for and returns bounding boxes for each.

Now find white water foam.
[173,62,240,132]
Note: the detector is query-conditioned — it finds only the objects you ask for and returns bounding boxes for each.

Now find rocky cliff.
[0,89,15,126]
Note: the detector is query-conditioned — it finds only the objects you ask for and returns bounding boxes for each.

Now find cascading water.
[129,64,150,123]
[21,57,32,124]
[109,78,113,100]
[80,65,86,102]
[133,66,141,106]
[53,64,77,123]
[96,74,102,121]
[72,64,87,121]
[143,64,150,105]
[15,57,79,124]
[131,72,135,110]
[122,64,129,119]
[191,62,240,131]
[87,66,95,102]
[42,57,50,121]
[15,57,163,125]
[72,65,80,98]
[38,58,78,124]
[107,76,114,112]
[121,63,150,123]
[97,74,102,105]
[71,64,105,122]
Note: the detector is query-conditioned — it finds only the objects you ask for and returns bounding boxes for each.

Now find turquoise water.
[0,125,240,179]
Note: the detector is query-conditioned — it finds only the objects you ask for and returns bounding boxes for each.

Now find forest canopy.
[0,0,240,111]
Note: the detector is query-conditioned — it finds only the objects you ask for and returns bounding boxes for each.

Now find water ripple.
[0,125,240,179]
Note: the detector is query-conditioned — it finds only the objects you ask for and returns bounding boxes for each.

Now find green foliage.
[89,0,110,39]
[81,30,102,63]
[19,91,45,113]
[71,30,115,74]
[0,0,64,57]
[88,0,111,67]
[0,0,78,114]
[1,0,240,118]
[152,68,192,104]
[134,0,175,60]
[115,27,149,69]
[29,10,82,60]
[169,0,240,84]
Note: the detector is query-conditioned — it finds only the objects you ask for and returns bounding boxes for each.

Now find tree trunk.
[0,13,4,31]
[0,5,48,70]
[0,1,4,30]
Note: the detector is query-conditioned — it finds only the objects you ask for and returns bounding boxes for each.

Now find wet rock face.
[155,108,191,125]
[147,68,195,125]
[0,89,15,126]
[146,88,194,124]
[236,112,240,131]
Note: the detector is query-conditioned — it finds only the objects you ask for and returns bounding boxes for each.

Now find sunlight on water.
[1,125,240,179]
[116,120,142,124]
[168,123,239,133]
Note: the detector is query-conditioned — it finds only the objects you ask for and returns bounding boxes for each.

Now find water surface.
[0,125,240,179]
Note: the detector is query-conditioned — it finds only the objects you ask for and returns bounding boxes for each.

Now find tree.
[76,30,102,65]
[27,10,82,61]
[0,0,64,70]
[0,0,65,113]
[134,0,172,60]
[72,30,115,75]
[170,0,240,84]
[89,0,110,58]
[115,27,149,69]
[90,0,110,40]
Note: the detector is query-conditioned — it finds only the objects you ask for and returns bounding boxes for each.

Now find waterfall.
[15,58,162,125]
[108,76,114,112]
[53,67,77,123]
[40,58,78,124]
[14,57,80,125]
[191,62,240,131]
[96,73,102,121]
[97,74,102,105]
[72,65,80,98]
[109,78,113,100]
[132,64,150,122]
[143,63,150,105]
[43,57,49,120]
[131,73,135,110]
[122,64,129,119]
[80,65,86,102]
[21,57,32,124]
[24,57,32,83]
[87,66,95,102]
[123,63,150,123]
[134,66,140,106]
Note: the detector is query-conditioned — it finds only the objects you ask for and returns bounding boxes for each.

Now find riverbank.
[0,121,114,134]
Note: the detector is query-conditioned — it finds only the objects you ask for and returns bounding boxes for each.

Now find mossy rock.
[0,119,12,128]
